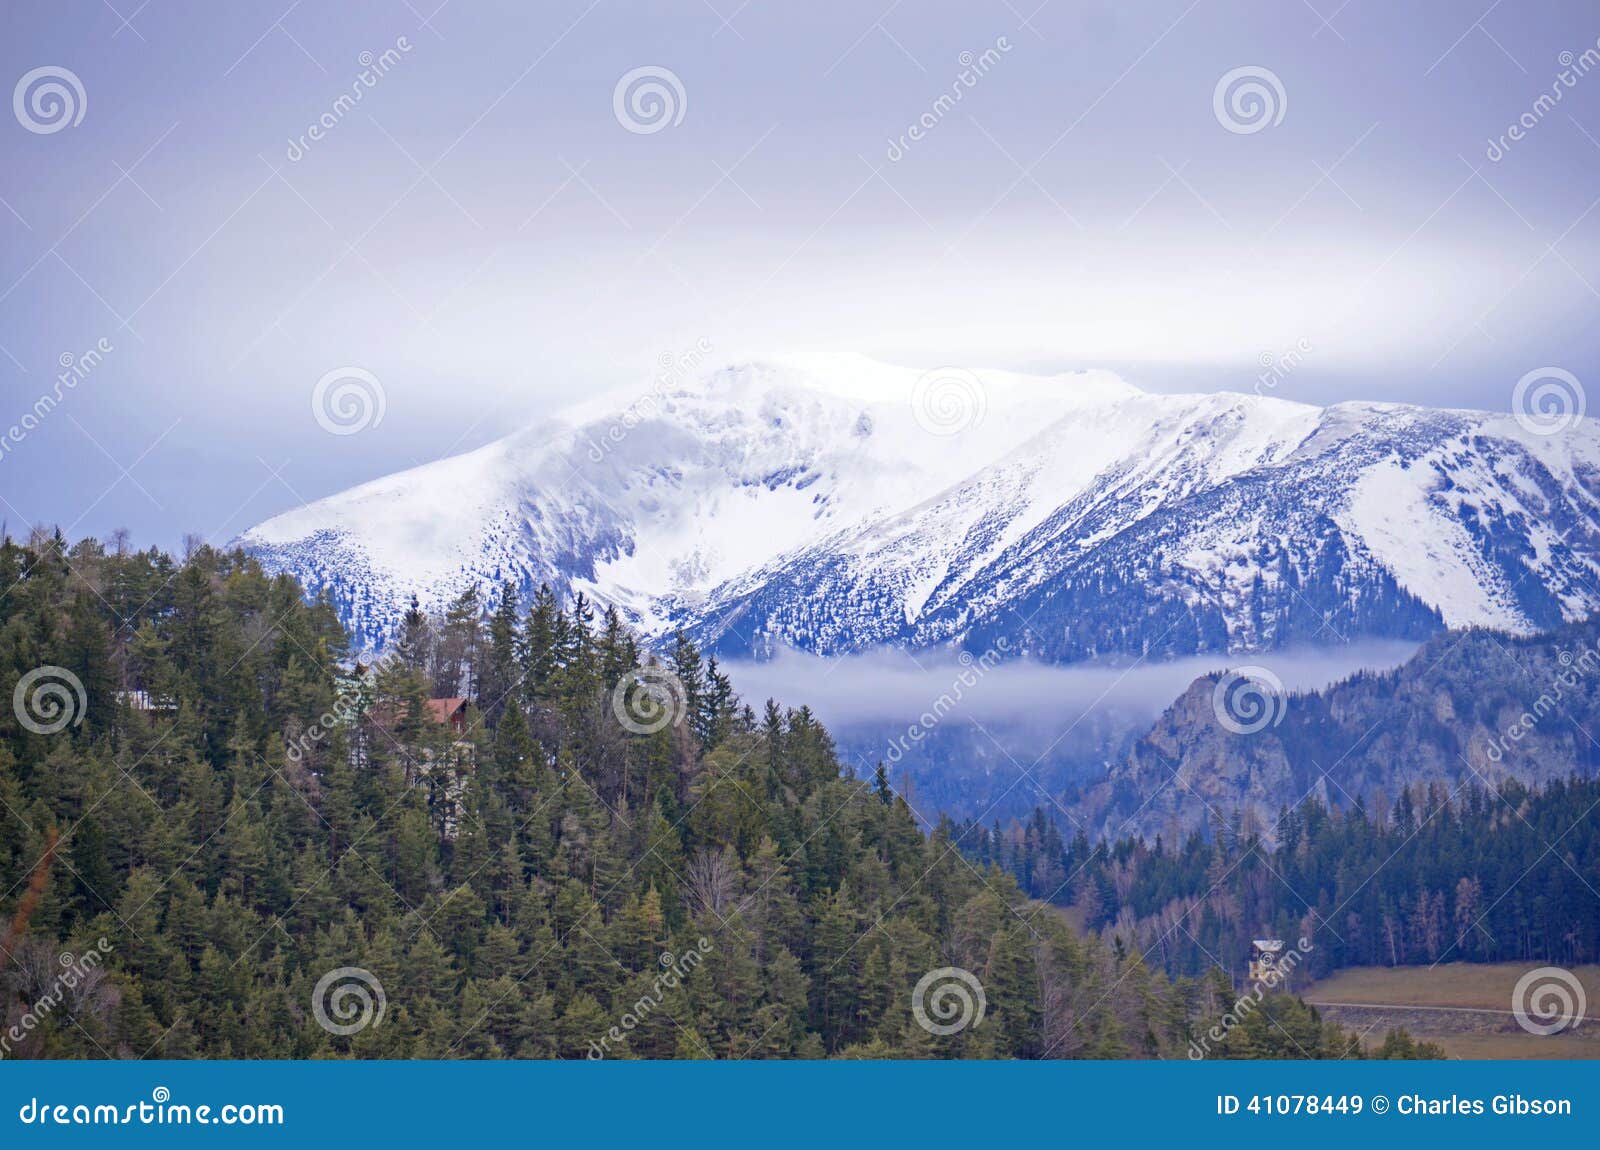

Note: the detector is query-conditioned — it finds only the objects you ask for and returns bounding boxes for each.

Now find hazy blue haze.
[2,0,1599,546]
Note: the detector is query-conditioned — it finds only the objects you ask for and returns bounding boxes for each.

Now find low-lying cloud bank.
[723,641,1421,736]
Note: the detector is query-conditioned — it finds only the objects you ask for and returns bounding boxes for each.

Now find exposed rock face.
[1094,620,1600,842]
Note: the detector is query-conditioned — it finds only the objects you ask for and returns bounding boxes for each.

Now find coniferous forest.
[0,531,1441,1059]
[960,779,1600,981]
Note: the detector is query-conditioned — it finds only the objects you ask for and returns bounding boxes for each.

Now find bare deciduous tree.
[686,848,739,919]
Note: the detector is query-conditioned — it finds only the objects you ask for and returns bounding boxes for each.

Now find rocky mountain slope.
[1092,618,1600,842]
[240,354,1600,660]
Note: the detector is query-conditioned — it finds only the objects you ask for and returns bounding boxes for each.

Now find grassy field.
[1303,963,1599,1059]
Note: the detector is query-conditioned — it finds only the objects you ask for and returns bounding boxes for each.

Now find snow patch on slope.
[239,355,1600,656]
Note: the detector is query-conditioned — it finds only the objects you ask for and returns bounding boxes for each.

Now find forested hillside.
[0,531,1429,1059]
[1094,619,1600,841]
[965,779,1600,981]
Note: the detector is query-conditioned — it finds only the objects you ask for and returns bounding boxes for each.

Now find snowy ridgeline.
[238,353,1600,663]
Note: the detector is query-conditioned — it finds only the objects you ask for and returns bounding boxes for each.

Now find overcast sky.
[3,0,1599,547]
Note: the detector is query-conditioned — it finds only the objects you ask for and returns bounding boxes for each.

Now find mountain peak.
[239,356,1600,656]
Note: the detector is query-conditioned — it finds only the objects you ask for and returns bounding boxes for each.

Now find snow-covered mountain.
[238,354,1600,659]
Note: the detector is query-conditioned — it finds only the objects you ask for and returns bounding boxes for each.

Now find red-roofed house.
[422,697,468,734]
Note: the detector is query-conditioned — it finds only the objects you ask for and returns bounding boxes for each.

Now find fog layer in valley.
[724,641,1420,823]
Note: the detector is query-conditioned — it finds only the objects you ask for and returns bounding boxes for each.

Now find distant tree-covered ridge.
[0,530,1433,1059]
[1092,617,1600,842]
[963,776,1600,982]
